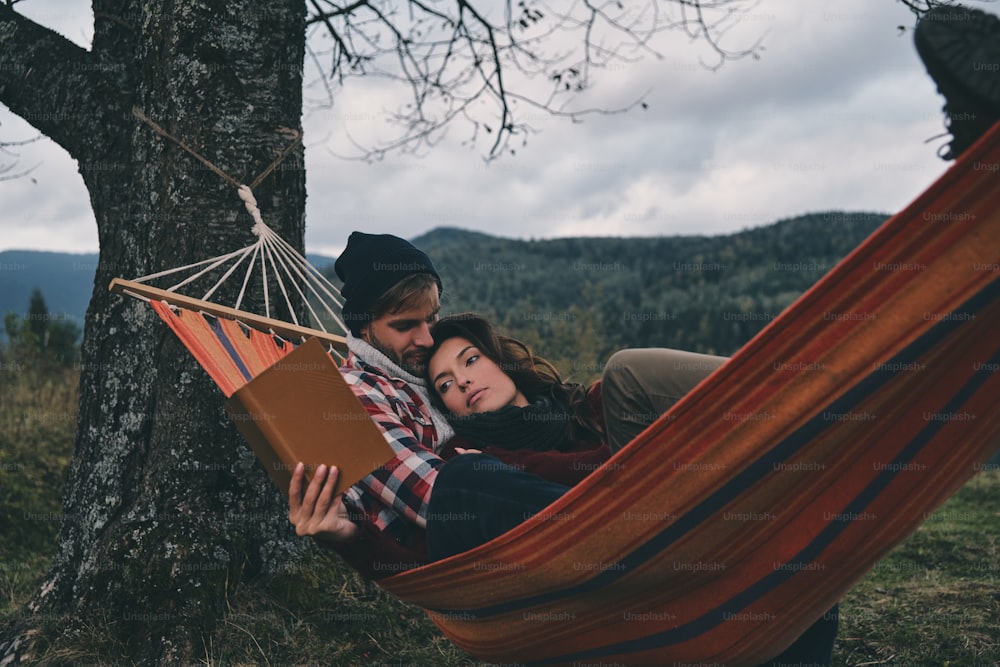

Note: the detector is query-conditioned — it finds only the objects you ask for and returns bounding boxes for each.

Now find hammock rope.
[126,108,349,342]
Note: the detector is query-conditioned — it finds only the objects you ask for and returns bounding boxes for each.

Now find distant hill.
[0,251,99,335]
[2,213,887,365]
[403,212,888,376]
[305,254,337,271]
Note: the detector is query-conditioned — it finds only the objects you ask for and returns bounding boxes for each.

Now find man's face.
[361,286,440,375]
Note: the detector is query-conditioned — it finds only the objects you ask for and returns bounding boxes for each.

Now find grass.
[834,470,1000,666]
[0,355,76,572]
[201,554,478,666]
[2,360,999,666]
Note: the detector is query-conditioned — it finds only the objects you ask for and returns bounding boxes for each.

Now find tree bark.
[0,2,310,663]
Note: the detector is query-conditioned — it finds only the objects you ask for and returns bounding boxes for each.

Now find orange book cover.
[225,337,395,496]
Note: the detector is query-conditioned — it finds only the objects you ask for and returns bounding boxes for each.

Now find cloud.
[0,0,974,256]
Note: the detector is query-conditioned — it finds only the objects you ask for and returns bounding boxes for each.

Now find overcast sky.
[1,0,990,257]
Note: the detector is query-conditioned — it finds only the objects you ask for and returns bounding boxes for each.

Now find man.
[288,231,574,576]
[288,231,838,666]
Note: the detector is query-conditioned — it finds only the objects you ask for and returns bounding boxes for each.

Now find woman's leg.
[601,348,728,452]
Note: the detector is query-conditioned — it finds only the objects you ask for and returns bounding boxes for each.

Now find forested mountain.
[4,212,886,376]
[329,211,889,382]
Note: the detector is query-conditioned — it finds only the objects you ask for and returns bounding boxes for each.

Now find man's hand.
[288,462,358,544]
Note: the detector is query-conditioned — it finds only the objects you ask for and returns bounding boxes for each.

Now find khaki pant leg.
[601,348,728,452]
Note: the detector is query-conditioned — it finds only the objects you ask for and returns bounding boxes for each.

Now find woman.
[428,313,605,449]
[427,313,730,455]
[426,314,612,486]
[424,318,838,665]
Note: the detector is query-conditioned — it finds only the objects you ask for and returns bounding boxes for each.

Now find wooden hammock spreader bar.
[109,277,348,353]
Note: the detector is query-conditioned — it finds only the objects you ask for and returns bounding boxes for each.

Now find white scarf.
[346,333,456,450]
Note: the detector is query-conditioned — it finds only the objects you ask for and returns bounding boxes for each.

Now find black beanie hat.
[335,231,442,336]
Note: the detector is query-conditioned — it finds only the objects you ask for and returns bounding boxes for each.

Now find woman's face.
[429,336,528,416]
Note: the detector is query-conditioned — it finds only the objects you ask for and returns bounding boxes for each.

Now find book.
[225,336,395,496]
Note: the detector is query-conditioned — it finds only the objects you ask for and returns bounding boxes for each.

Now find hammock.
[112,122,1000,666]
[110,184,348,391]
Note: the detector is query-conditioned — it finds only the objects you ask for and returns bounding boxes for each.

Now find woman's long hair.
[427,313,605,444]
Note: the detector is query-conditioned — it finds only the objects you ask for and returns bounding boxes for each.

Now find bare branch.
[0,134,41,181]
[894,0,998,20]
[305,0,765,160]
[896,0,949,16]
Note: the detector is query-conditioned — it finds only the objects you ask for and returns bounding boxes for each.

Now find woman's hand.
[453,447,482,455]
[288,462,358,544]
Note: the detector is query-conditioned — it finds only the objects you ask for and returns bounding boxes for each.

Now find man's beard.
[365,330,428,376]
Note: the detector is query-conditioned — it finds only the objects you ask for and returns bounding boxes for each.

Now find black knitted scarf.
[448,396,574,452]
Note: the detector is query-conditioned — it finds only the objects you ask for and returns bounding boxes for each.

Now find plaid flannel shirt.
[340,351,445,540]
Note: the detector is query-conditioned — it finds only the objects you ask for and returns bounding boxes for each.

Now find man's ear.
[358,322,373,345]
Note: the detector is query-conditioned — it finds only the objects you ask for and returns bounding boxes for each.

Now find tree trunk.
[0,2,309,663]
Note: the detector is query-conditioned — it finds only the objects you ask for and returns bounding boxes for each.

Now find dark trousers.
[763,605,839,666]
[426,454,570,560]
[425,454,837,666]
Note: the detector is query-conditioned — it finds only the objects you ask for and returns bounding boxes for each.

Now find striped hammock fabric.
[112,121,1000,666]
[375,123,1000,666]
[148,300,300,397]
